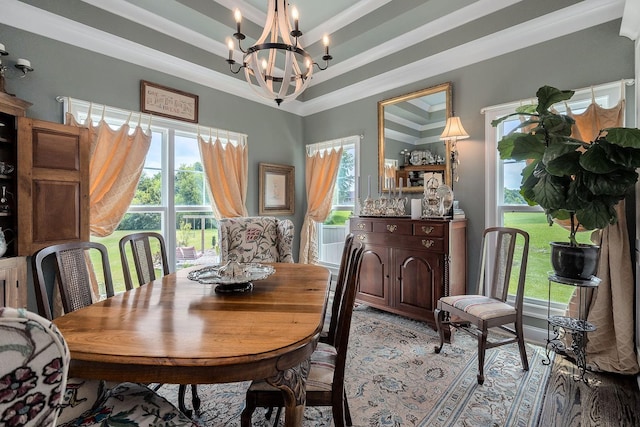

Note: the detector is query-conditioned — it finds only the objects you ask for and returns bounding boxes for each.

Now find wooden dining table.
[53,262,331,427]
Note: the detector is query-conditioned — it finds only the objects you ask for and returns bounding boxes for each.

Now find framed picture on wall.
[259,163,294,215]
[140,80,199,123]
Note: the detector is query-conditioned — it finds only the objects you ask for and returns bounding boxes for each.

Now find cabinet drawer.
[351,219,372,232]
[405,236,445,252]
[372,221,412,235]
[413,222,446,237]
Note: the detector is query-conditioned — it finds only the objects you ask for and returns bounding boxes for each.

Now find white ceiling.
[0,0,634,116]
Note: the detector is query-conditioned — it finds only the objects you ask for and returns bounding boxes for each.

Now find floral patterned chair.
[0,307,69,427]
[219,216,295,263]
[0,307,197,427]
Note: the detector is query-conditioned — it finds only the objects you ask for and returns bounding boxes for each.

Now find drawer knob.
[357,223,366,230]
[357,234,366,241]
[422,239,435,248]
[386,224,397,233]
[421,226,434,235]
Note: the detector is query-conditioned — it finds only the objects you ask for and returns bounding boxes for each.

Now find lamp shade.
[440,116,469,140]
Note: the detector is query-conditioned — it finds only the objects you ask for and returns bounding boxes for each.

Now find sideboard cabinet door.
[357,241,391,307]
[17,118,89,256]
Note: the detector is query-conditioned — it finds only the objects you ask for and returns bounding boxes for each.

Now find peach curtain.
[565,98,639,374]
[66,112,151,237]
[198,135,248,219]
[299,147,343,264]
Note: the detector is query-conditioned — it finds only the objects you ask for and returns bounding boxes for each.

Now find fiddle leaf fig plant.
[492,85,640,246]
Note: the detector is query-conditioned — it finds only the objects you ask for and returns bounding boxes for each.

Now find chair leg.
[178,385,192,417]
[477,329,488,385]
[190,384,201,414]
[240,396,256,427]
[332,389,346,427]
[433,308,445,353]
[516,321,529,371]
[344,390,353,426]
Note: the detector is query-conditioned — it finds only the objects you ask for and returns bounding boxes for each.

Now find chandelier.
[226,0,332,106]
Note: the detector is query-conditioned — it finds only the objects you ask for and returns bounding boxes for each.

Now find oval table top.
[53,262,331,384]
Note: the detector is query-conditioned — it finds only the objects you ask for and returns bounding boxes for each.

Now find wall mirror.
[378,82,452,194]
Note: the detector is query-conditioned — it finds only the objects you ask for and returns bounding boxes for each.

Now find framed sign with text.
[140,80,199,123]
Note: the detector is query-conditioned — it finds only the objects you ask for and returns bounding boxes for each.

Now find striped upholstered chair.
[434,227,530,385]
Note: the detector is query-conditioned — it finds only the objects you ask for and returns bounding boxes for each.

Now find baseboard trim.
[524,324,548,347]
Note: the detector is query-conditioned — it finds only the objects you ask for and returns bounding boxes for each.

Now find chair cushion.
[58,382,195,427]
[248,342,337,393]
[440,295,516,320]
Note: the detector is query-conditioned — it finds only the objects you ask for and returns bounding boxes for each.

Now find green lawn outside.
[91,229,218,293]
[503,212,595,304]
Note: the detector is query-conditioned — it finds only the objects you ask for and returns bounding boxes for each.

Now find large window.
[66,99,245,290]
[307,136,360,270]
[484,82,627,314]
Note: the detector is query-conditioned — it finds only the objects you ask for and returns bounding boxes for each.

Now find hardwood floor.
[537,355,640,426]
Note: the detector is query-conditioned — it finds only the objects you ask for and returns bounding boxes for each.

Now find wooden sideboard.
[350,216,467,331]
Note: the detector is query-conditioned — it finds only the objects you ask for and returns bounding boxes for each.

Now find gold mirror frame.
[378,82,452,193]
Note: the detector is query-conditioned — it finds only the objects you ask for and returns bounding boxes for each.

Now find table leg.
[266,359,310,427]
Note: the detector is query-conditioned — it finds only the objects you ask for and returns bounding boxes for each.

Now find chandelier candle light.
[226,0,332,106]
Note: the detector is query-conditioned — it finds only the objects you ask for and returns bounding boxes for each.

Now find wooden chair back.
[479,226,529,307]
[323,233,355,346]
[32,241,115,320]
[119,232,170,290]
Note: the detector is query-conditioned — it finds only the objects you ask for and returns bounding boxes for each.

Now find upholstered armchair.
[0,307,70,427]
[219,216,294,263]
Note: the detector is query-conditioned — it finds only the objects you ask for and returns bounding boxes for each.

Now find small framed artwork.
[140,80,199,123]
[259,163,294,215]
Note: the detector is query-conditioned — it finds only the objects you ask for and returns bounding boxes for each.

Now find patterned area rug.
[156,305,551,426]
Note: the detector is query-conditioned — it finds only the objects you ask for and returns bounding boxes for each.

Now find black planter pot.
[549,242,600,280]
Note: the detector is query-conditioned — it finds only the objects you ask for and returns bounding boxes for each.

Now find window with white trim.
[483,81,629,316]
[65,98,246,290]
[306,136,360,272]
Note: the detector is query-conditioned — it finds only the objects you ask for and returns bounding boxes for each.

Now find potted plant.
[493,85,640,279]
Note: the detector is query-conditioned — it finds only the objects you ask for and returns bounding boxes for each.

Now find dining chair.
[118,231,200,417]
[32,241,115,321]
[240,241,365,427]
[218,216,294,263]
[434,226,530,385]
[119,231,170,290]
[321,233,355,345]
[0,306,70,427]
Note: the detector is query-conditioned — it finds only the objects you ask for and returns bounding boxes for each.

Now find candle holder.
[0,43,34,96]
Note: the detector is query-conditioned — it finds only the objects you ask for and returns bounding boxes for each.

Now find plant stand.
[543,273,600,382]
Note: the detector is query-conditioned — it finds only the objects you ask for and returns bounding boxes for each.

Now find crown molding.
[0,0,626,117]
[297,0,626,116]
[311,0,522,86]
[620,0,640,40]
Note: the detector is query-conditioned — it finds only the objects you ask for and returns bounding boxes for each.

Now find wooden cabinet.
[350,217,467,330]
[0,256,27,307]
[0,93,89,258]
